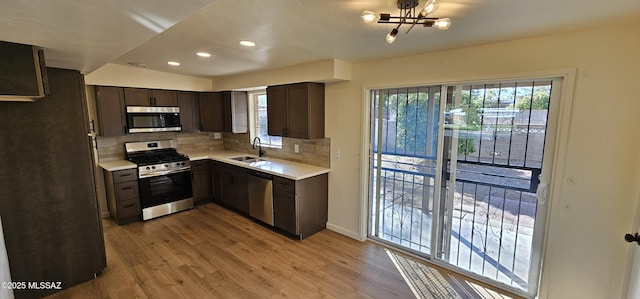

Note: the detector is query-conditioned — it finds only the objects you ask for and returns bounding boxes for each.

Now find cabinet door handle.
[120,186,133,191]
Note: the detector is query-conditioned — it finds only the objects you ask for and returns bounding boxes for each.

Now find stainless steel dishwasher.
[247,169,274,226]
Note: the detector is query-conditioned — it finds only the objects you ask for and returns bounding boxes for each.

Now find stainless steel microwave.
[126,106,181,133]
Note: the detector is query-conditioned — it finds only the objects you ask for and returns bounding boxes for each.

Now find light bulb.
[386,28,398,44]
[433,18,451,30]
[361,10,381,23]
[240,40,256,47]
[420,0,439,16]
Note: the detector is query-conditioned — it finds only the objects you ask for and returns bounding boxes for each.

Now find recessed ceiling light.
[239,40,256,47]
[196,52,211,57]
[167,61,180,66]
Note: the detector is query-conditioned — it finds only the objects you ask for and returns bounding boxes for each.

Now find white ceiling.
[2,0,640,78]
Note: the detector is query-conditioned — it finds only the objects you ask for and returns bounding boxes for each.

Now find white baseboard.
[326,223,367,241]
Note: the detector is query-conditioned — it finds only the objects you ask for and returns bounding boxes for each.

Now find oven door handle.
[139,168,191,179]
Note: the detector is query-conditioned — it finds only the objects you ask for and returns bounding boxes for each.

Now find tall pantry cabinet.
[0,68,107,298]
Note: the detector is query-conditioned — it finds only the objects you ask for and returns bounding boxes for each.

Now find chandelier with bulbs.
[361,0,451,43]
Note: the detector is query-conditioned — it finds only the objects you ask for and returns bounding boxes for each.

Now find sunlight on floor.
[386,249,515,299]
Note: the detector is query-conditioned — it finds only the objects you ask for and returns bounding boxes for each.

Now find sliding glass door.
[369,86,441,254]
[368,79,560,297]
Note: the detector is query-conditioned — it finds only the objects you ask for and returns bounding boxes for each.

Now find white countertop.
[98,160,137,172]
[182,149,330,180]
[99,150,330,180]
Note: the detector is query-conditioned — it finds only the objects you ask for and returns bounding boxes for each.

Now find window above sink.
[249,90,282,149]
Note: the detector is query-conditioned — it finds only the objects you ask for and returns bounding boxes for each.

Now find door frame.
[359,68,577,297]
[622,187,640,298]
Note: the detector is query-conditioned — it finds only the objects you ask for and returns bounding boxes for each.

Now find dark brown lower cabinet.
[0,68,106,298]
[191,160,212,203]
[274,174,328,240]
[211,160,328,240]
[104,168,141,225]
[213,162,249,214]
[235,173,249,214]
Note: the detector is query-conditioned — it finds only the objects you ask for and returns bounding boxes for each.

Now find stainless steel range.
[125,140,193,220]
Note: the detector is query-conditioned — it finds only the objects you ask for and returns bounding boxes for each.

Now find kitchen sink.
[230,156,265,163]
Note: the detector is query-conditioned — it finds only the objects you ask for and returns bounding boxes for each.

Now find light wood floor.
[45,203,522,299]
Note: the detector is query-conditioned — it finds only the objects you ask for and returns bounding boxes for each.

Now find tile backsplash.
[96,132,330,168]
[96,132,223,162]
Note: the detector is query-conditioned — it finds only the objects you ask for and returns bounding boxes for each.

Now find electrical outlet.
[294,144,300,153]
[213,132,222,139]
[335,148,341,159]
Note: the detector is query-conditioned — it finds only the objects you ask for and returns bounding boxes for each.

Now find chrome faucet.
[252,137,265,157]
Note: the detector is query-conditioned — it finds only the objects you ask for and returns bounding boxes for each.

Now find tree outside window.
[253,93,282,148]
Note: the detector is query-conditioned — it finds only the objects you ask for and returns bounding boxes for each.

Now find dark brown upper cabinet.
[95,86,126,137]
[221,91,248,133]
[0,41,49,101]
[124,87,178,106]
[177,91,200,133]
[267,82,324,139]
[198,91,248,133]
[198,92,224,132]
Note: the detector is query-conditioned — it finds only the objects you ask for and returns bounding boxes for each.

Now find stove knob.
[151,166,156,169]
[146,166,150,170]
[176,162,180,166]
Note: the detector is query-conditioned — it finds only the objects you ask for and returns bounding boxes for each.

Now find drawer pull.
[119,173,132,177]
[120,187,134,191]
[122,204,136,209]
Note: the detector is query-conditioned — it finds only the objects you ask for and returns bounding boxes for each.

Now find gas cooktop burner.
[124,140,191,178]
[127,150,189,166]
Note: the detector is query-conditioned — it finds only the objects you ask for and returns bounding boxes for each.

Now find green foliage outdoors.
[380,84,550,156]
[457,137,476,155]
[383,89,439,157]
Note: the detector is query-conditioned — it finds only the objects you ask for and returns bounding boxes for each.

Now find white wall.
[85,63,214,91]
[324,23,640,298]
[0,218,13,299]
[212,59,352,91]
